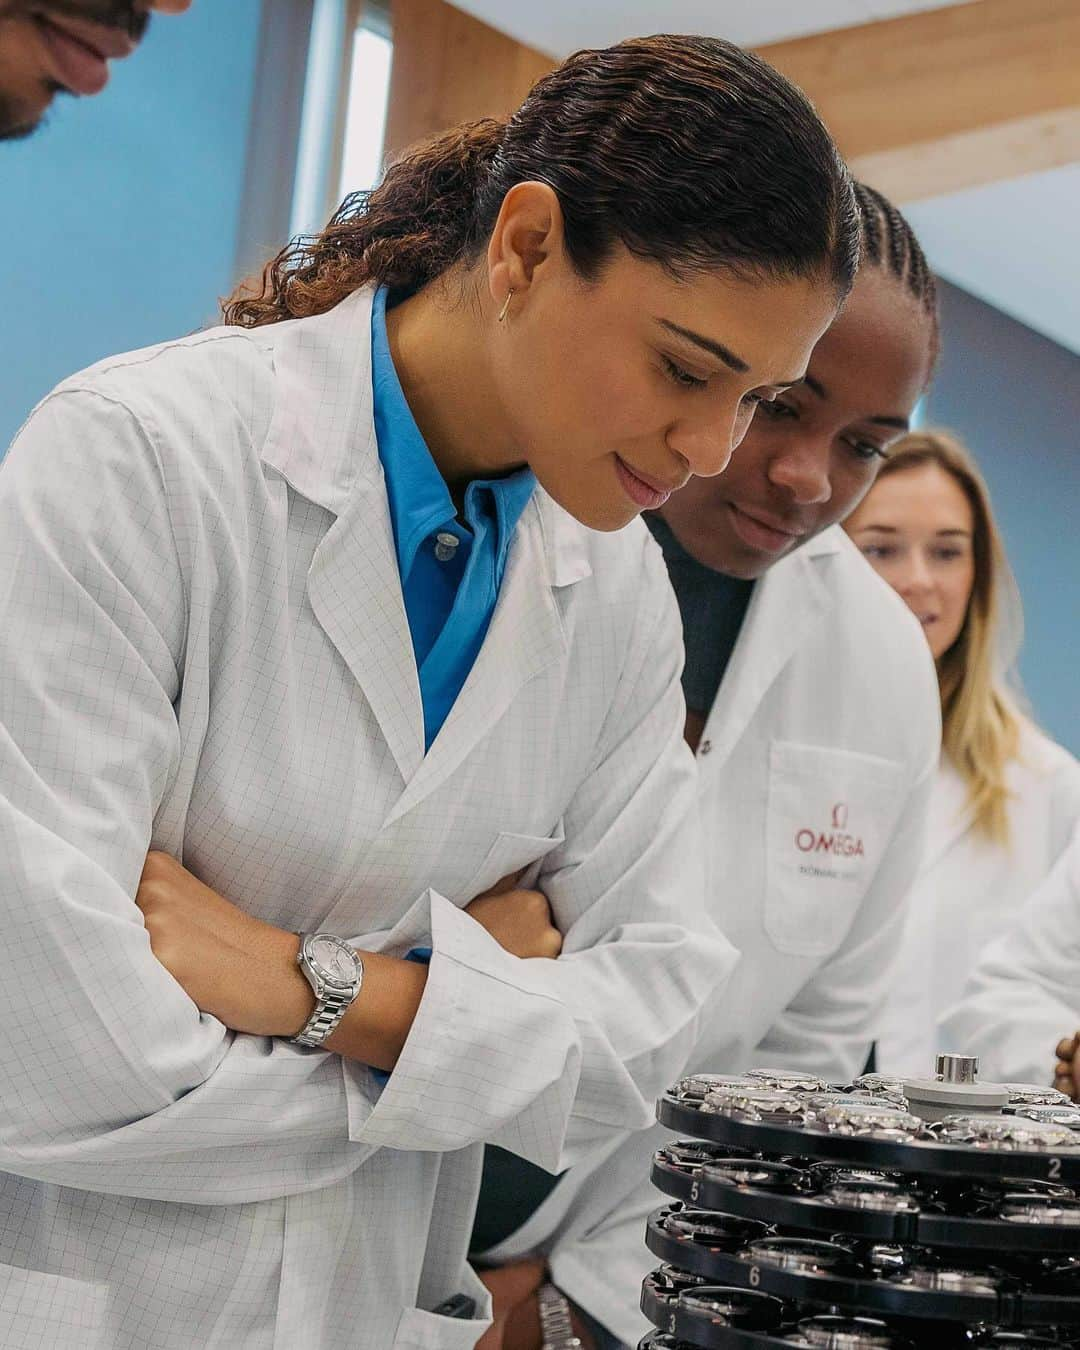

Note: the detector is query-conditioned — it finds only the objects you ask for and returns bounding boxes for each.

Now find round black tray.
[651,1155,1080,1253]
[640,1276,788,1346]
[658,1095,1080,1186]
[640,1327,795,1350]
[644,1209,1080,1327]
[640,1291,976,1350]
[639,1279,1015,1350]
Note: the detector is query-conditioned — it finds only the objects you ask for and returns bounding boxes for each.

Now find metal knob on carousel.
[639,1059,1080,1349]
[900,1052,1011,1123]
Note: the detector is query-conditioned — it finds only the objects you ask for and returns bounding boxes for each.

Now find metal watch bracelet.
[293,984,354,1048]
[537,1283,583,1350]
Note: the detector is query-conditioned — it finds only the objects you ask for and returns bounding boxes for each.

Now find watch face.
[680,1286,785,1331]
[818,1102,924,1139]
[1003,1083,1072,1107]
[934,1114,1080,1150]
[309,935,358,986]
[745,1236,855,1275]
[825,1179,919,1213]
[746,1068,828,1093]
[705,1157,804,1191]
[1005,1104,1080,1129]
[900,1263,1000,1294]
[702,1087,812,1124]
[664,1208,768,1249]
[652,1264,708,1297]
[852,1074,908,1097]
[999,1192,1080,1225]
[675,1072,759,1100]
[657,1140,742,1173]
[796,1316,903,1348]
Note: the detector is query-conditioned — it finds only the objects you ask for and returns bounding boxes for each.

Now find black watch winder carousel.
[639,1057,1080,1349]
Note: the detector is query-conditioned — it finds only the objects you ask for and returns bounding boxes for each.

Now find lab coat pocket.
[460,827,567,900]
[765,742,905,957]
[390,1265,492,1349]
[390,1305,491,1350]
[0,1261,107,1350]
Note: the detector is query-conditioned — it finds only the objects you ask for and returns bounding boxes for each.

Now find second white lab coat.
[877,721,1080,1077]
[943,822,1080,1086]
[0,287,733,1349]
[479,528,941,1346]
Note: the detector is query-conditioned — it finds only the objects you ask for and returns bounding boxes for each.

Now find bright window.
[338,25,393,199]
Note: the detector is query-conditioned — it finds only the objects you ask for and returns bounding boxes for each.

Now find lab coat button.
[434,531,460,562]
[699,740,712,756]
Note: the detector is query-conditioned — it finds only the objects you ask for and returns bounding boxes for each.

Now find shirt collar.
[371,286,459,579]
[258,283,586,586]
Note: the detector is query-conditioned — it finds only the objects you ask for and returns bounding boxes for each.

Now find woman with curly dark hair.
[0,35,855,1349]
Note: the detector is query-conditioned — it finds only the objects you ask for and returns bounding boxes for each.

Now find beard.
[0,78,68,143]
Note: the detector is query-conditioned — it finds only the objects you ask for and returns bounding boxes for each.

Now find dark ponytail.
[225,34,858,328]
[224,121,505,326]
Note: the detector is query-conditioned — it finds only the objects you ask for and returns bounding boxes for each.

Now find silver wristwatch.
[537,1284,583,1350]
[291,933,364,1048]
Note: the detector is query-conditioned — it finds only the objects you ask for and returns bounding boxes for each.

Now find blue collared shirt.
[370,287,536,750]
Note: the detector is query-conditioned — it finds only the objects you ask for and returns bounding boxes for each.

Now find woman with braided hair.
[469,181,945,1350]
[0,34,856,1350]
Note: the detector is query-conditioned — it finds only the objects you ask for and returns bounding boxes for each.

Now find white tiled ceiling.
[905,165,1080,356]
[448,0,972,59]
[445,0,1078,354]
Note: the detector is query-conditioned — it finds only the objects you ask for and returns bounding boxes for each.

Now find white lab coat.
[943,822,1080,1086]
[0,286,734,1350]
[876,721,1080,1077]
[479,528,941,1346]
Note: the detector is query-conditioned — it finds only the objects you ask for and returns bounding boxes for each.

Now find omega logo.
[795,801,864,858]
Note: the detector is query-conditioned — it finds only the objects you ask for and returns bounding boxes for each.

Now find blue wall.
[924,281,1080,755]
[0,1,262,449]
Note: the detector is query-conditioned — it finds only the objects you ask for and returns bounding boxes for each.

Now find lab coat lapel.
[306,487,425,786]
[261,287,425,786]
[385,493,583,827]
[918,755,972,872]
[699,532,838,768]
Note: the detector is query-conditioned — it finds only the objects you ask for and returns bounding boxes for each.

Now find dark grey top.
[645,513,755,715]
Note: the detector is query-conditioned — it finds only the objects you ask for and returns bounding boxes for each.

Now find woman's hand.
[474,1262,597,1350]
[136,851,312,1037]
[475,1259,548,1350]
[1055,1033,1080,1101]
[466,879,563,960]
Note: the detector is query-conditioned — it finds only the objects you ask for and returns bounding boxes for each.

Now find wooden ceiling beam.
[756,0,1080,201]
[385,0,1080,202]
[385,0,553,160]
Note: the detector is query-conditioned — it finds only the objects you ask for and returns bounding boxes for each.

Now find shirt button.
[434,531,460,562]
[698,739,712,756]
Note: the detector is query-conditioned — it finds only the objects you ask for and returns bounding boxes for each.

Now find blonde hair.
[873,430,1025,843]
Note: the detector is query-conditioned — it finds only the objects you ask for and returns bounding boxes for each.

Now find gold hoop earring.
[498,290,514,323]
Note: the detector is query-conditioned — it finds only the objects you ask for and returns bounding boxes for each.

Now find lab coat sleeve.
[1047,747,1080,861]
[550,1169,666,1349]
[751,734,938,1084]
[354,536,736,1169]
[0,390,432,1206]
[942,824,1080,1086]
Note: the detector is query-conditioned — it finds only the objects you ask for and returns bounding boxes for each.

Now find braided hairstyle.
[855,181,940,374]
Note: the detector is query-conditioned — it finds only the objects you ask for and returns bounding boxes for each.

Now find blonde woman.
[845,430,1080,1076]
